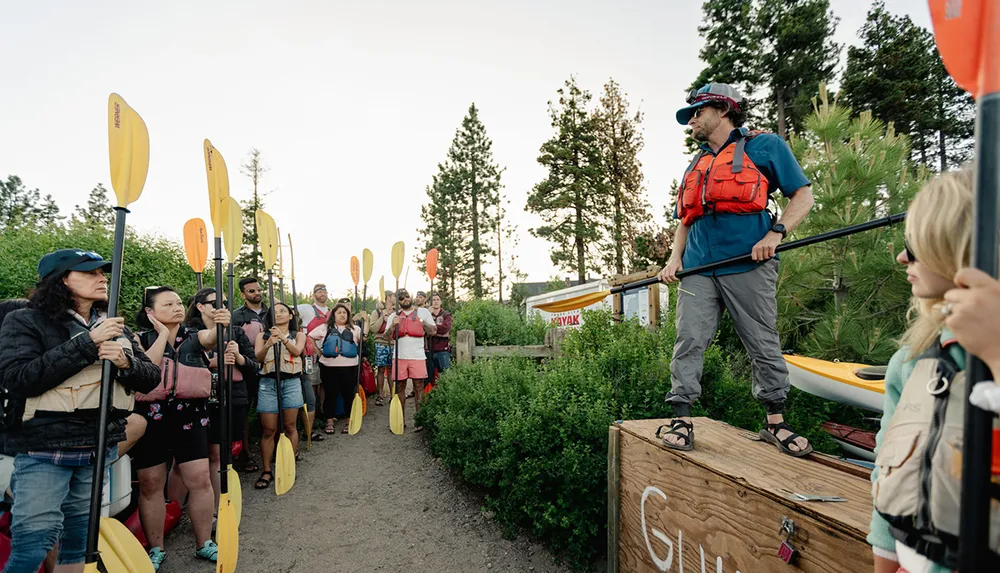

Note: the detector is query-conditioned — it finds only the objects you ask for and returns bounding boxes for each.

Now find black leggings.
[320,364,359,421]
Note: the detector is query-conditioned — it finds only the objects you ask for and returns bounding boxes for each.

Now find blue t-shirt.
[673,128,811,276]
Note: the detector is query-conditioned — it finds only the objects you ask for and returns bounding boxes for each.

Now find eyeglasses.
[904,240,917,263]
[243,288,260,294]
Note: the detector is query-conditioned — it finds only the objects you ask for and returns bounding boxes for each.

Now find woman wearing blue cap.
[0,249,160,573]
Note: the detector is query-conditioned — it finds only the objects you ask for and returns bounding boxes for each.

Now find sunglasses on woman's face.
[904,240,917,263]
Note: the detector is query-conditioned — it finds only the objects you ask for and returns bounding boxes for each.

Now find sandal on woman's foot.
[324,422,336,434]
[656,419,694,451]
[295,452,304,462]
[341,423,349,434]
[760,421,813,458]
[148,547,166,571]
[375,396,384,406]
[254,471,274,489]
[195,540,218,562]
[311,431,325,442]
[240,458,259,473]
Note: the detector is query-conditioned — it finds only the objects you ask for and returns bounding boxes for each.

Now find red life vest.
[395,310,425,338]
[677,132,770,226]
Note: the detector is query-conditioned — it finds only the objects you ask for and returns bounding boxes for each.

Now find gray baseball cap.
[676,82,744,124]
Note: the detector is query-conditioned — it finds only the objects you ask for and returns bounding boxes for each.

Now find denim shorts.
[257,376,305,413]
[374,343,393,367]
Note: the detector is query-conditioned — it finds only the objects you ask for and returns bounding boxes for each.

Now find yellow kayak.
[783,354,886,412]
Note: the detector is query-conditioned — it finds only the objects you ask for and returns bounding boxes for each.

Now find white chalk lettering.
[641,485,741,573]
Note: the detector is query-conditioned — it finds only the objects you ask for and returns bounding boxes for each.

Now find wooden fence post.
[545,328,567,358]
[607,425,621,573]
[456,330,475,365]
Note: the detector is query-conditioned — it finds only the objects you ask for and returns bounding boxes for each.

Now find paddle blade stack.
[288,234,296,281]
[183,218,209,272]
[255,210,279,269]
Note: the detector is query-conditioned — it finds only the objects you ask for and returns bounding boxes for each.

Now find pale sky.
[0,0,931,299]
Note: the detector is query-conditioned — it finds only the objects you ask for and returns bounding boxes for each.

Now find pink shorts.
[391,359,427,382]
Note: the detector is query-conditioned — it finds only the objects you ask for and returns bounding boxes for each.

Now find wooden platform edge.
[608,425,621,573]
[617,418,870,540]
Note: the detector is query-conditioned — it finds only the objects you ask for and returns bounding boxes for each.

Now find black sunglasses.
[904,240,917,262]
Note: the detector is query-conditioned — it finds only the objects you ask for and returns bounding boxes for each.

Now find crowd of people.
[0,266,452,572]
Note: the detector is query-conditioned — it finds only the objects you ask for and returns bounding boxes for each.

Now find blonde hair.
[898,164,975,359]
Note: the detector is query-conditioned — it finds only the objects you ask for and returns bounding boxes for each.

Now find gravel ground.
[161,396,578,573]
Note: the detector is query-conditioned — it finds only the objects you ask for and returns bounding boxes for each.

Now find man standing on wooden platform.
[658,82,815,457]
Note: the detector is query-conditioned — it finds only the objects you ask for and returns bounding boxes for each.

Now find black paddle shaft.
[220,262,236,496]
[610,212,907,295]
[958,92,1000,570]
[267,271,283,452]
[84,206,128,565]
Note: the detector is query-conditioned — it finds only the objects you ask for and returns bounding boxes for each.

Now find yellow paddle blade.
[277,228,284,277]
[125,104,150,207]
[216,493,239,573]
[362,249,374,282]
[302,404,311,449]
[379,276,385,299]
[99,517,155,573]
[275,434,296,495]
[85,563,100,573]
[255,210,278,269]
[389,394,404,435]
[288,234,297,281]
[360,386,367,416]
[391,241,405,280]
[183,218,209,272]
[350,256,360,286]
[349,394,363,435]
[227,464,242,525]
[223,197,243,262]
[533,290,611,313]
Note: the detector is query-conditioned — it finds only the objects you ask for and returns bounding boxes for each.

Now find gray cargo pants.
[666,258,789,417]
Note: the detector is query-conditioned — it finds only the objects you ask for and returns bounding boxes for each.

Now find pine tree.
[0,175,61,232]
[417,167,466,305]
[72,183,114,229]
[239,148,269,279]
[689,0,762,108]
[594,79,652,275]
[527,77,609,283]
[779,84,926,364]
[755,0,841,139]
[446,103,503,298]
[840,1,972,171]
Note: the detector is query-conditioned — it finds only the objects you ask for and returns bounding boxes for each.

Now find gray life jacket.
[873,340,1000,568]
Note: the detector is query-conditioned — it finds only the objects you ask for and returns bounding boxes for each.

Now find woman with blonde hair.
[868,164,999,573]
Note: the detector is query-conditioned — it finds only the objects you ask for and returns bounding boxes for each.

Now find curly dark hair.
[264,301,298,333]
[28,272,107,319]
[135,286,177,330]
[184,287,229,326]
[707,101,747,128]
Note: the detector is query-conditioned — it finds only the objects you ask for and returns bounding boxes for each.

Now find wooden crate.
[608,418,875,573]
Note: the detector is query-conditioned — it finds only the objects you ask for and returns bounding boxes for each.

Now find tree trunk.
[776,89,787,140]
[575,198,585,284]
[497,218,503,303]
[614,190,623,275]
[470,158,483,298]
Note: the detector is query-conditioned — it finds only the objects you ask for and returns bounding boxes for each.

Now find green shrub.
[422,307,854,569]
[452,299,549,346]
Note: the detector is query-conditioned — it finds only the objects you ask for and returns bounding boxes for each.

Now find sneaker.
[148,547,166,571]
[195,540,218,562]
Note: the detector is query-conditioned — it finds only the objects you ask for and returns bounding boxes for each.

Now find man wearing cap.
[657,82,815,457]
[231,277,268,470]
[383,289,436,430]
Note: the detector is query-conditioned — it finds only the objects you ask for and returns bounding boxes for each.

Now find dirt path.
[162,396,576,573]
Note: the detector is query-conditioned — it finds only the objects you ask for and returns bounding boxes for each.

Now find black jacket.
[0,308,160,454]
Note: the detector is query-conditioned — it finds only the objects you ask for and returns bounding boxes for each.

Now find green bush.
[0,223,200,324]
[420,308,853,569]
[452,299,549,346]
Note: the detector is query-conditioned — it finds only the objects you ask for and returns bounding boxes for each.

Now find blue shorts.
[257,376,305,413]
[374,343,393,367]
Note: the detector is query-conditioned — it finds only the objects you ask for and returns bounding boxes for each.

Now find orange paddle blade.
[427,248,439,281]
[928,0,1000,97]
[183,218,209,272]
[350,256,360,286]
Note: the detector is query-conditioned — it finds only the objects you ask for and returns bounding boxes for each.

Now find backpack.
[322,326,359,358]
